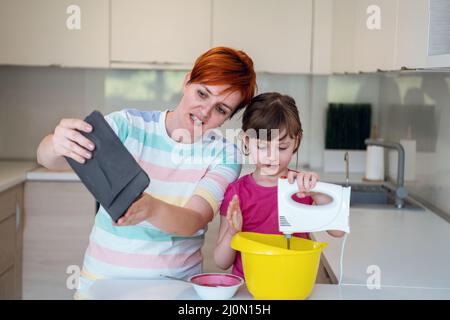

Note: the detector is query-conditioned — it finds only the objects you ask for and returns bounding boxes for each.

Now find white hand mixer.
[278,177,351,235]
[277,177,351,284]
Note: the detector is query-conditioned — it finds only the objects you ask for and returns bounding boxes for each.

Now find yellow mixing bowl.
[231,232,328,300]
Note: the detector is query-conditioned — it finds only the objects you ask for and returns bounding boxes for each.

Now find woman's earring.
[241,141,250,156]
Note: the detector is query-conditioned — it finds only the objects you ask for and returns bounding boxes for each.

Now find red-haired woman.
[36,47,257,298]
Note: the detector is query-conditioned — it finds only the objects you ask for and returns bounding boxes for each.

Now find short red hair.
[188,47,257,117]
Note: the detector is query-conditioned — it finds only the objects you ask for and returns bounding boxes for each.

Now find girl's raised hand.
[226,195,243,236]
[287,170,319,198]
[52,118,95,164]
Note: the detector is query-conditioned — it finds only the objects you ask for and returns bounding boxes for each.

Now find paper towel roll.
[389,139,416,182]
[365,145,385,181]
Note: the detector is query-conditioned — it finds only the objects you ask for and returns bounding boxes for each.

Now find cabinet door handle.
[16,201,21,232]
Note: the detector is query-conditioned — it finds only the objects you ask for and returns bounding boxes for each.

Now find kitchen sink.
[335,183,424,211]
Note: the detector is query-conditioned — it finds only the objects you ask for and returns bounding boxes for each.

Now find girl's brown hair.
[188,47,257,118]
[242,92,303,152]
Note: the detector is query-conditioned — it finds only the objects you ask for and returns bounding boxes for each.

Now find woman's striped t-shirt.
[76,109,241,298]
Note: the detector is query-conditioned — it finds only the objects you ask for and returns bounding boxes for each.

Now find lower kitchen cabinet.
[0,267,15,299]
[23,181,95,300]
[0,184,24,299]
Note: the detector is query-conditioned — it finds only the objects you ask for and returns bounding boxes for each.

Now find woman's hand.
[52,118,95,164]
[287,170,319,198]
[116,193,152,226]
[226,195,243,236]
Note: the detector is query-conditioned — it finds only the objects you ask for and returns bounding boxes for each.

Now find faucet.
[364,139,408,208]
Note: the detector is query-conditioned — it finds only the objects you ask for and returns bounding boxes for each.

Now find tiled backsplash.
[0,67,105,159]
[379,73,450,219]
[0,66,449,217]
[0,67,312,168]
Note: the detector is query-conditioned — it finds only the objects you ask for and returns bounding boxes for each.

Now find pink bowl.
[188,273,244,300]
[190,273,243,287]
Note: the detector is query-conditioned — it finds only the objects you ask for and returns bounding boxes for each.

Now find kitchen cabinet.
[395,0,427,69]
[23,181,95,299]
[0,184,24,300]
[396,0,450,70]
[0,0,109,68]
[331,0,450,73]
[353,0,398,72]
[212,0,313,74]
[110,0,211,69]
[311,0,334,74]
[331,0,397,73]
[330,0,357,73]
[0,268,15,299]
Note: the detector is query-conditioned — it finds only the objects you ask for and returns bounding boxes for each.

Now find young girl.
[214,92,345,278]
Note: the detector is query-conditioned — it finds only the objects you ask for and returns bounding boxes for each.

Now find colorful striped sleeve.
[193,142,242,214]
[104,110,131,143]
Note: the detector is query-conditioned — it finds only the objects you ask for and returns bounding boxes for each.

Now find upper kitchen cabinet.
[311,0,334,74]
[330,0,357,73]
[396,0,450,70]
[353,0,398,72]
[331,0,450,73]
[0,0,109,68]
[110,0,211,69]
[212,0,313,74]
[331,0,398,73]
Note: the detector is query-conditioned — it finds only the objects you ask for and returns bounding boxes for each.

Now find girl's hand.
[287,170,319,198]
[116,193,152,226]
[52,118,95,164]
[226,195,243,236]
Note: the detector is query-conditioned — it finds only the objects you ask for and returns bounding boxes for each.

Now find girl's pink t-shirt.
[219,174,314,278]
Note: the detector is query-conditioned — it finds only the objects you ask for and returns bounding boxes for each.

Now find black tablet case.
[65,110,150,222]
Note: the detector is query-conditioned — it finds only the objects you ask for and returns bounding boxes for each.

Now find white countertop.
[0,161,79,193]
[88,279,253,300]
[0,161,39,192]
[26,166,79,181]
[313,205,450,289]
[0,163,407,185]
[88,279,450,300]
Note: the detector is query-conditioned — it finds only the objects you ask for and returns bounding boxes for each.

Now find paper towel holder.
[364,139,408,209]
[363,126,385,182]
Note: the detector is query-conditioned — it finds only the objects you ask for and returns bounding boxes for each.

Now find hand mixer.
[277,177,351,284]
[278,177,351,248]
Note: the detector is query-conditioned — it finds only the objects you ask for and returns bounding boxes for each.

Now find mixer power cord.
[338,232,348,285]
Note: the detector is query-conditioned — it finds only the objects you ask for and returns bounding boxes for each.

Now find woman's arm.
[37,134,71,170]
[37,118,94,170]
[152,195,214,237]
[114,134,241,236]
[214,216,238,270]
[115,194,214,237]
